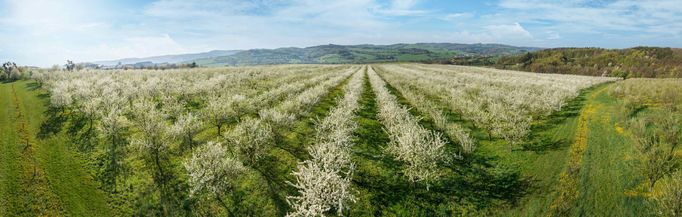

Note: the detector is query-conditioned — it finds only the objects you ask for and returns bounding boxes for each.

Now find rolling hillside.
[187,43,540,66]
[450,47,682,78]
[91,50,241,66]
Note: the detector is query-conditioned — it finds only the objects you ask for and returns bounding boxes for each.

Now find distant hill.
[451,47,682,78]
[92,50,241,66]
[187,43,541,66]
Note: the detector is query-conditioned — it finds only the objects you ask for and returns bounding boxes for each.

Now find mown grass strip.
[546,87,605,217]
[0,82,23,216]
[574,87,647,216]
[10,83,64,216]
[3,81,114,216]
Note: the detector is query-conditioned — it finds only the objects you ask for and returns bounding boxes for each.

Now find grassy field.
[0,81,112,216]
[1,69,678,216]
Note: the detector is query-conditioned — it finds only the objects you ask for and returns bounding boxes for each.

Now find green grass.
[0,82,24,215]
[498,82,655,216]
[0,81,113,216]
[350,69,528,216]
[222,72,354,215]
[492,85,596,217]
[349,70,398,216]
[490,84,622,217]
[573,85,647,216]
[374,78,611,216]
[1,75,671,216]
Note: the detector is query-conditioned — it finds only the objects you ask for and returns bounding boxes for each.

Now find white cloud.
[2,0,682,66]
[547,31,561,40]
[441,13,474,21]
[391,0,418,10]
[89,34,187,61]
[375,0,428,16]
[443,22,534,45]
[144,0,278,18]
[485,23,532,39]
[497,0,682,33]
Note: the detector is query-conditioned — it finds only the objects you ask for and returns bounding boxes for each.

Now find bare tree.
[65,60,76,71]
[2,61,17,80]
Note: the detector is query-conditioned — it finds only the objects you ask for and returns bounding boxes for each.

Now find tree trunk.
[215,192,232,216]
[110,135,118,192]
[153,148,169,216]
[185,134,194,151]
[88,118,94,136]
[154,148,165,184]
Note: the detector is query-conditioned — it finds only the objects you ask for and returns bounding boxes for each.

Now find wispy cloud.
[374,0,429,16]
[497,0,682,34]
[440,13,474,21]
[0,0,681,66]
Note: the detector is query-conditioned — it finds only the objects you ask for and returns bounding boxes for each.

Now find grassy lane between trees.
[546,86,604,216]
[490,84,609,216]
[511,82,649,217]
[372,64,614,216]
[573,84,647,216]
[258,71,353,215]
[0,81,112,216]
[223,70,356,215]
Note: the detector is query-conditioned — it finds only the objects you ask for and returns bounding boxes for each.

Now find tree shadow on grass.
[38,105,97,151]
[349,143,532,216]
[522,85,596,153]
[445,154,532,208]
[25,82,42,91]
[37,107,66,139]
[522,138,568,153]
[65,114,97,152]
[272,128,309,162]
[352,157,416,212]
[253,155,295,217]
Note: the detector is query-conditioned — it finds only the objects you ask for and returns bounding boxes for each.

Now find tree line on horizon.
[445,47,682,78]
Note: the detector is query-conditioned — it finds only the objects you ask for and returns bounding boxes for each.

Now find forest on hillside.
[448,47,682,78]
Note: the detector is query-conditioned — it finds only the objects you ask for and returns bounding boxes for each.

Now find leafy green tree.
[630,118,678,192]
[653,171,682,217]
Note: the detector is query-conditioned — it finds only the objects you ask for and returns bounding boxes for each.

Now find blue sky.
[1,0,681,67]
